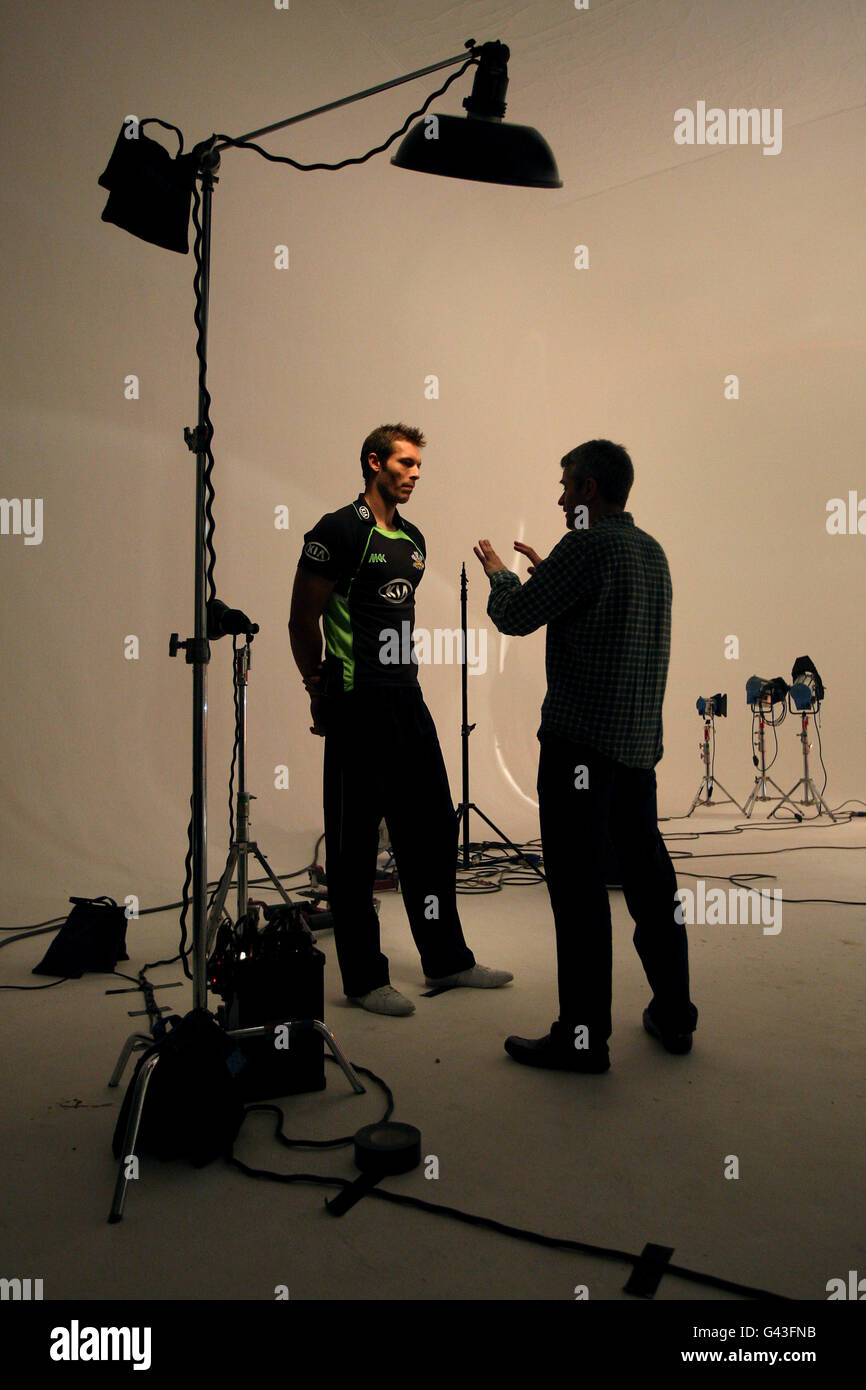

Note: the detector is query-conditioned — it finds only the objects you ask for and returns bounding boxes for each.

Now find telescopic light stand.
[686,712,747,816]
[771,703,838,821]
[742,696,801,819]
[106,142,369,1224]
[204,632,293,953]
[453,563,545,879]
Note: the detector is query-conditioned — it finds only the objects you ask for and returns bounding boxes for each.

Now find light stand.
[742,679,801,819]
[771,659,837,821]
[454,564,545,878]
[769,702,836,820]
[686,694,747,816]
[205,632,294,951]
[172,147,220,1014]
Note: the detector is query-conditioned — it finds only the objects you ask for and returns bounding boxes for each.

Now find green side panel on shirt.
[322,529,378,692]
[323,594,355,692]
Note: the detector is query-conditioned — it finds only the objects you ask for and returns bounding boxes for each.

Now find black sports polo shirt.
[298,493,426,691]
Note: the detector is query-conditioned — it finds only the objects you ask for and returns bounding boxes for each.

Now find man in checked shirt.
[474,439,698,1072]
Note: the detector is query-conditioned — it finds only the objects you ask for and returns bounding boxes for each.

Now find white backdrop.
[1,0,864,926]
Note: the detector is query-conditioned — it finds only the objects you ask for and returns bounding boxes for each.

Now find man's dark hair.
[562,439,634,508]
[361,423,426,483]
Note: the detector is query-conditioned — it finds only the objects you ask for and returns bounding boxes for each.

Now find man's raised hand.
[473,539,507,576]
[513,541,542,575]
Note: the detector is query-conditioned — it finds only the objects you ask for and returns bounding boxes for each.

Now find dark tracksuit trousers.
[537,732,698,1049]
[323,684,475,998]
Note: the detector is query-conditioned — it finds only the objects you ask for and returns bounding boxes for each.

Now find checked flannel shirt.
[486,512,672,769]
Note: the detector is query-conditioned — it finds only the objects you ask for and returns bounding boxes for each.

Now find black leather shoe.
[504,1024,610,1073]
[642,1007,693,1055]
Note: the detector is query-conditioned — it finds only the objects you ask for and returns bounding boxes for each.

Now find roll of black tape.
[354,1122,422,1176]
[326,1122,422,1217]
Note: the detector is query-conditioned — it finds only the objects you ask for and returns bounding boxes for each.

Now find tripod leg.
[807,780,838,821]
[108,1051,161,1223]
[454,802,473,871]
[464,804,546,880]
[707,779,748,816]
[766,777,807,820]
[228,1019,367,1095]
[309,1020,367,1094]
[206,846,238,957]
[816,789,838,820]
[249,846,293,906]
[108,1033,154,1088]
[800,779,838,821]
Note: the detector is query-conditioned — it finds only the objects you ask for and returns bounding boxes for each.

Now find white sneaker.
[350,985,415,1016]
[425,964,513,989]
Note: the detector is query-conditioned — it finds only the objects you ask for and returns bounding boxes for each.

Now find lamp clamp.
[184,424,210,454]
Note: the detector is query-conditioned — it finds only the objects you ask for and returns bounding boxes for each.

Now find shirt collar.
[353,493,403,529]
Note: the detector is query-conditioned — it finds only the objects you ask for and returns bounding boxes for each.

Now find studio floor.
[1,809,863,1303]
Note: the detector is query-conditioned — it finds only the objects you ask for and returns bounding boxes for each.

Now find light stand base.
[455,801,546,879]
[206,838,292,958]
[686,776,747,817]
[743,775,802,819]
[770,776,838,822]
[107,1017,365,1223]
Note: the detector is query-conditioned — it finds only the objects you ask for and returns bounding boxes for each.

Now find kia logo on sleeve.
[379,579,413,603]
[358,505,371,519]
[304,541,330,562]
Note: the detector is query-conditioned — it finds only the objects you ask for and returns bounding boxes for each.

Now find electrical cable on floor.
[225,1058,791,1303]
[4,815,860,1287]
[2,815,863,984]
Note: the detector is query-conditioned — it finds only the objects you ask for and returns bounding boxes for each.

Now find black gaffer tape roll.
[354,1122,422,1177]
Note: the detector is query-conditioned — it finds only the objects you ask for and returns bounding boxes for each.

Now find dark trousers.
[537,733,697,1048]
[323,686,475,997]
